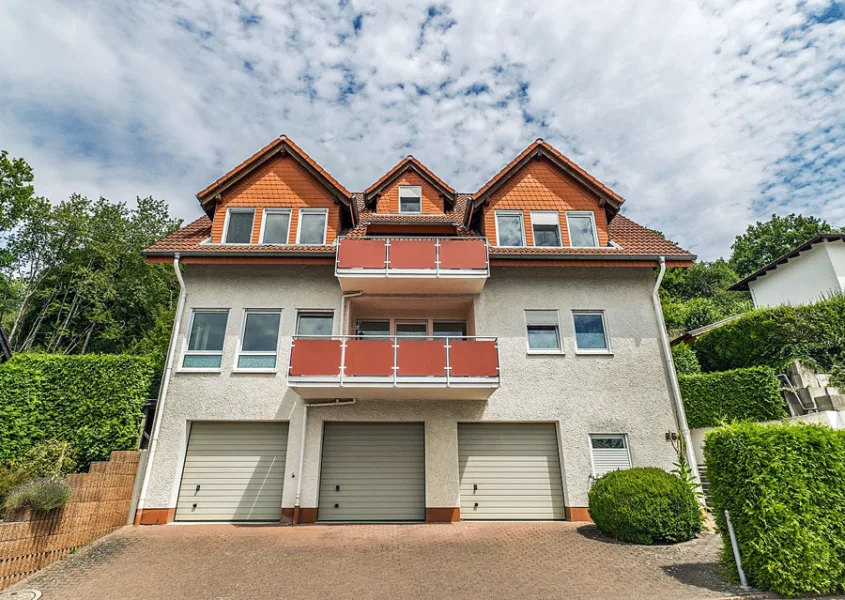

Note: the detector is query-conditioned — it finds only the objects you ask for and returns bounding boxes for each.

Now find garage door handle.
[195,484,201,493]
[336,484,340,492]
[473,484,478,492]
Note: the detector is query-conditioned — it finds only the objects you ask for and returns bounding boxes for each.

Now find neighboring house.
[0,324,11,363]
[136,136,696,526]
[730,233,845,308]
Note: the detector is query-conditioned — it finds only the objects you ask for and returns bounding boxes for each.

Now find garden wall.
[0,450,140,590]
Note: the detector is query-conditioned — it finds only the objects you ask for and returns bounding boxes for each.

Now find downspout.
[292,399,356,524]
[135,253,187,523]
[653,257,702,488]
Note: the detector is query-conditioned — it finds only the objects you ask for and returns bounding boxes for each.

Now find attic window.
[224,208,255,244]
[399,186,422,213]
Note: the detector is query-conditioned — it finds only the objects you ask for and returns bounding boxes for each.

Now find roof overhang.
[729,233,845,291]
[196,136,358,224]
[364,156,456,210]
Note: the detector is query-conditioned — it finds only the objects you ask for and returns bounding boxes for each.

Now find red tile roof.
[364,155,456,208]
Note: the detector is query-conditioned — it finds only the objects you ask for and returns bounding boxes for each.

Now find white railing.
[334,236,490,278]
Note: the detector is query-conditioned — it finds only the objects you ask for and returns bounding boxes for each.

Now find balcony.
[287,335,499,400]
[335,237,489,294]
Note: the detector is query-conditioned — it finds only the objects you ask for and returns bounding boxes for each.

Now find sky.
[1,0,844,259]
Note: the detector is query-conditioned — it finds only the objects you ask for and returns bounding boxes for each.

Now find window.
[566,211,599,248]
[296,209,328,245]
[433,321,467,340]
[573,311,610,353]
[395,321,428,338]
[356,320,390,340]
[590,434,632,478]
[531,211,562,247]
[224,209,255,244]
[183,311,228,369]
[260,209,291,244]
[296,311,334,338]
[524,310,561,353]
[399,186,422,213]
[236,311,281,370]
[495,211,526,247]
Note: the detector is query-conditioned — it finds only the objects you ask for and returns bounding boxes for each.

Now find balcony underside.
[289,377,498,400]
[337,272,487,294]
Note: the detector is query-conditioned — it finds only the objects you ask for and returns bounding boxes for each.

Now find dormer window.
[224,208,255,244]
[531,211,562,247]
[566,211,599,248]
[399,186,422,213]
[495,211,526,247]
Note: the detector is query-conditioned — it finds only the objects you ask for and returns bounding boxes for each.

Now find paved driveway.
[7,523,751,600]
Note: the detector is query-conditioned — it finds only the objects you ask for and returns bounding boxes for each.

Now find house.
[135,136,696,525]
[0,324,11,363]
[730,233,845,308]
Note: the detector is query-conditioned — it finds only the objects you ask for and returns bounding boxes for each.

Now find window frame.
[530,211,563,248]
[295,208,329,245]
[571,310,612,355]
[495,210,527,247]
[259,208,292,245]
[524,309,563,355]
[398,185,423,214]
[588,433,632,479]
[222,208,256,245]
[394,320,429,338]
[565,211,599,248]
[295,309,336,338]
[233,309,283,373]
[181,308,230,372]
[355,319,391,340]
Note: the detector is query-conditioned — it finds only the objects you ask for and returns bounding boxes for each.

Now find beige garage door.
[318,422,425,522]
[458,423,565,520]
[176,422,288,522]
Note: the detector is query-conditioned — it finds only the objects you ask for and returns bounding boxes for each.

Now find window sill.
[574,350,614,356]
[176,369,223,374]
[231,369,279,374]
[526,350,565,356]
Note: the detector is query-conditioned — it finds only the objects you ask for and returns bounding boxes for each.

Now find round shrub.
[588,467,701,544]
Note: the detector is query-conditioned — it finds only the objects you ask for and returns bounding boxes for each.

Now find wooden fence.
[0,450,140,590]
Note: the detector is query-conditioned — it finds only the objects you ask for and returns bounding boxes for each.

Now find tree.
[729,214,841,278]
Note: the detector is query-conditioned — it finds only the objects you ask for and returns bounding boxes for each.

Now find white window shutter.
[525,310,559,326]
[530,211,559,226]
[590,435,632,477]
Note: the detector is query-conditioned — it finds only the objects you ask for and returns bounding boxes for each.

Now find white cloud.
[0,0,843,258]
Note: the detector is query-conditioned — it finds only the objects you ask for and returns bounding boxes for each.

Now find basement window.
[224,209,255,244]
[183,310,228,369]
[399,186,423,213]
[590,434,632,478]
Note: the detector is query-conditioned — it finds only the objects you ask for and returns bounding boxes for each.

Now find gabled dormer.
[364,156,456,215]
[467,140,624,250]
[197,136,357,246]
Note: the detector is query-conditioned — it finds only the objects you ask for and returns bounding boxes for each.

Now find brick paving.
[6,522,754,600]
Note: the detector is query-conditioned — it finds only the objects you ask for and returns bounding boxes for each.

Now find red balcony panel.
[439,239,487,270]
[389,240,437,270]
[396,340,446,376]
[449,340,499,377]
[289,340,342,376]
[345,340,394,376]
[337,239,387,269]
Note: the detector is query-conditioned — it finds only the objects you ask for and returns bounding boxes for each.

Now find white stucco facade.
[748,242,845,308]
[142,263,682,519]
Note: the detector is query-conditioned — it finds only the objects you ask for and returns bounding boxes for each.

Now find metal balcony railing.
[335,237,490,277]
[287,335,500,388]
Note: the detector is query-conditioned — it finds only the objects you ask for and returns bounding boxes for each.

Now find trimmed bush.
[5,478,72,512]
[679,366,787,428]
[0,354,153,468]
[588,467,702,544]
[705,422,845,597]
[672,343,701,375]
[694,294,845,373]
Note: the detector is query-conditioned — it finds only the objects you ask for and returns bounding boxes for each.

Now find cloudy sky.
[1,0,843,258]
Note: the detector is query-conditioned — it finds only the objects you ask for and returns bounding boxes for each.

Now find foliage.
[672,343,701,375]
[15,440,77,479]
[693,294,845,373]
[830,363,845,389]
[678,366,786,428]
[588,467,701,544]
[5,478,72,512]
[705,422,845,597]
[0,354,153,468]
[729,213,841,278]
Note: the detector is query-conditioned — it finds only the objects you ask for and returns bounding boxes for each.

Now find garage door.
[176,422,288,522]
[458,423,565,520]
[318,422,425,522]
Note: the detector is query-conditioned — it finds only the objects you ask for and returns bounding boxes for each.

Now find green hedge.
[0,354,153,468]
[588,467,701,544]
[694,294,845,373]
[679,366,786,428]
[705,422,845,597]
[672,343,701,375]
